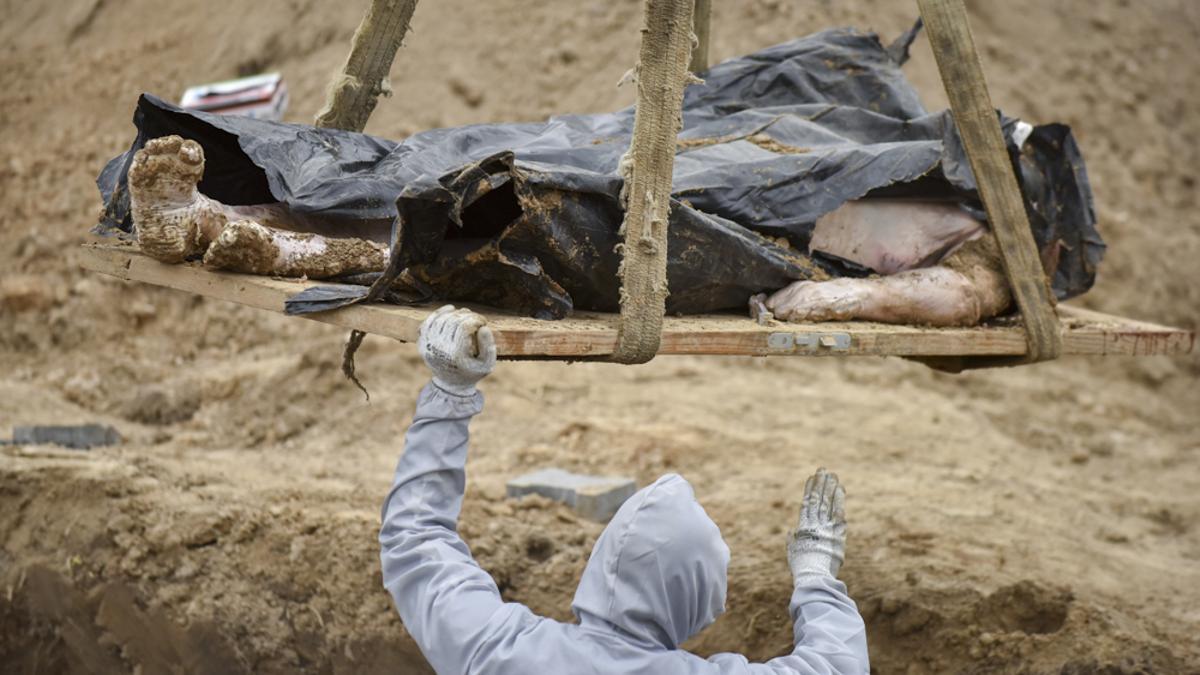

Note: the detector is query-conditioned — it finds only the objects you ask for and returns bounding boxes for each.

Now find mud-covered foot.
[203,220,388,279]
[203,220,282,275]
[128,135,227,263]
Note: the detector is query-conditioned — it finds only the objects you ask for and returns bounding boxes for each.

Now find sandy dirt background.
[1,0,1198,672]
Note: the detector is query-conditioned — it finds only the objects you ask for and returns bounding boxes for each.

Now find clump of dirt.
[119,384,201,425]
[1,0,1198,673]
[746,133,811,155]
[852,580,1186,673]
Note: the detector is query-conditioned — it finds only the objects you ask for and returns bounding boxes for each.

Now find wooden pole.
[314,0,419,133]
[314,0,419,394]
[918,0,1062,362]
[612,0,696,364]
[689,0,712,73]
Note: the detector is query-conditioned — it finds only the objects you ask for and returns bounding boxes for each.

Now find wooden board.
[79,244,1194,359]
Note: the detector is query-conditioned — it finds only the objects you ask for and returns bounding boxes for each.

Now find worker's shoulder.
[477,613,729,674]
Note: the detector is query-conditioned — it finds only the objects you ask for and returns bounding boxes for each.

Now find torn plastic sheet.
[96,27,1104,319]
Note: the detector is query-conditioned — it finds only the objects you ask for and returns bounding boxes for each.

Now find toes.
[129,136,205,189]
[144,135,184,155]
[178,139,204,166]
[142,135,202,165]
[764,280,812,312]
[766,281,824,322]
[128,153,153,185]
[767,279,867,323]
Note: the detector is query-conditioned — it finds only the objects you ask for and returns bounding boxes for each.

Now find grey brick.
[506,468,637,522]
[11,425,121,450]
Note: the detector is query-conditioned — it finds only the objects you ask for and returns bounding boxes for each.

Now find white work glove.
[417,305,497,396]
[787,467,847,585]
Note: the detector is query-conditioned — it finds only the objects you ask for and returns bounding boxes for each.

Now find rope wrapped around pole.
[314,0,419,394]
[314,0,418,133]
[689,0,712,73]
[611,0,696,364]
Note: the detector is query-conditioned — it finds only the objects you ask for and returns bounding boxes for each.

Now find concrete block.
[506,468,636,522]
[11,425,121,450]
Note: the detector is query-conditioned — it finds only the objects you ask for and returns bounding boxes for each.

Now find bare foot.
[203,220,388,279]
[128,136,228,263]
[766,267,996,327]
[202,221,278,275]
[765,279,871,322]
[765,236,1013,327]
[128,136,389,279]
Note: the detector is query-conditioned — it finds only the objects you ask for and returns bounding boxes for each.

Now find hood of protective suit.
[571,474,730,649]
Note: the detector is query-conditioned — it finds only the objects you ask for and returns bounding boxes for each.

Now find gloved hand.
[787,467,847,585]
[417,305,497,396]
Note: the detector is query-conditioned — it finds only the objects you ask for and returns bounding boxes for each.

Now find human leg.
[765,236,1012,327]
[127,135,387,278]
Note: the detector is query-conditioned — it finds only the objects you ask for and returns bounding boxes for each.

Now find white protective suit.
[381,383,870,674]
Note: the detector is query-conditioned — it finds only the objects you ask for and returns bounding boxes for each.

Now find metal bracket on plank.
[766,331,851,353]
[767,332,795,350]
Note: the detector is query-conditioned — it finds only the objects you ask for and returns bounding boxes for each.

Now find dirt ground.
[2,0,1198,673]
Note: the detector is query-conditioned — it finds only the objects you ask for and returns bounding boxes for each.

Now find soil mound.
[1,0,1197,672]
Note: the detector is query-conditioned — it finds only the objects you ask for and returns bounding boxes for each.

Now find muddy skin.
[203,221,388,279]
[765,199,1011,326]
[127,136,228,263]
[129,136,1008,319]
[128,136,388,279]
[940,234,1013,321]
[766,234,1012,327]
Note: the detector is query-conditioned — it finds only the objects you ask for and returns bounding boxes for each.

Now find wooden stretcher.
[79,243,1194,359]
[81,1,1195,366]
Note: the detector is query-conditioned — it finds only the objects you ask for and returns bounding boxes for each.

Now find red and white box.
[180,73,289,121]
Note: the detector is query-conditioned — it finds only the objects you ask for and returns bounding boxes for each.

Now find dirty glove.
[787,467,847,585]
[418,305,497,396]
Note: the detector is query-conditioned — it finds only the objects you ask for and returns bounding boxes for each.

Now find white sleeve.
[710,576,869,674]
[379,383,524,674]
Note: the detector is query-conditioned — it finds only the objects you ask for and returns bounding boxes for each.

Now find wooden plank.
[78,244,1194,359]
[919,0,1063,362]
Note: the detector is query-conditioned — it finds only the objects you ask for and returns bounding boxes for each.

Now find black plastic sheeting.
[97,26,1103,319]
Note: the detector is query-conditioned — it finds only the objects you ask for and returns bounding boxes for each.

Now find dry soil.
[1,0,1198,673]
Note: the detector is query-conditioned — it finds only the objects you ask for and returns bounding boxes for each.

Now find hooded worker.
[380,306,869,674]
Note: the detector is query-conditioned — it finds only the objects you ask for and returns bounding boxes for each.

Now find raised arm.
[379,306,519,674]
[757,469,869,674]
